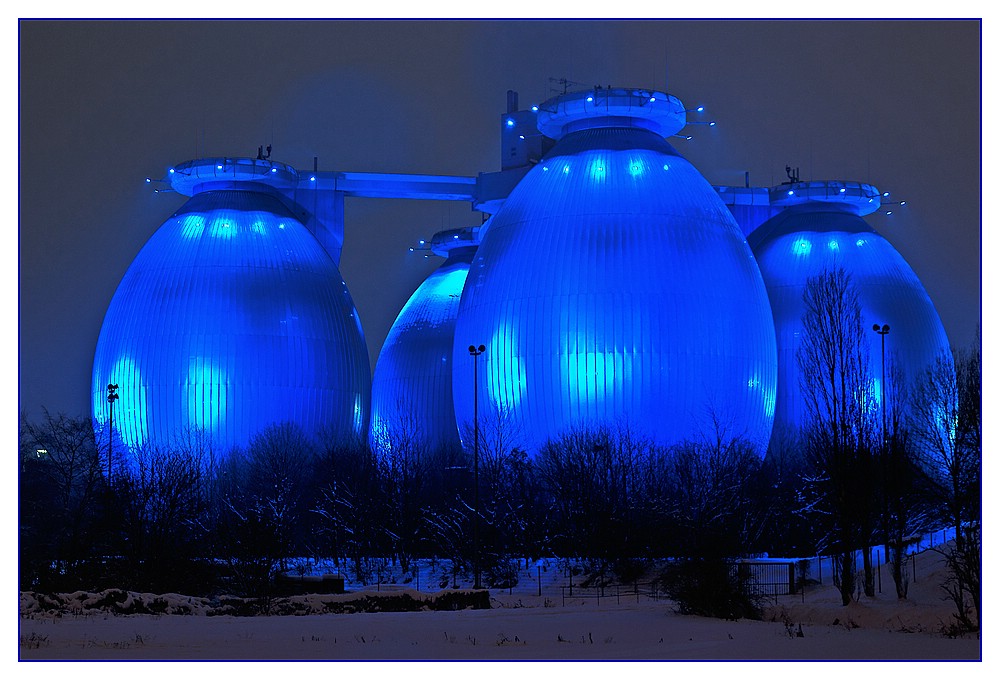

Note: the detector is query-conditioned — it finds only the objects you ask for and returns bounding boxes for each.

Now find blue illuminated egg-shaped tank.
[370,226,481,454]
[747,180,951,448]
[92,157,371,457]
[452,88,778,455]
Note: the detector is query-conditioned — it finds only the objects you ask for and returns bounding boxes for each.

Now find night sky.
[16,19,983,423]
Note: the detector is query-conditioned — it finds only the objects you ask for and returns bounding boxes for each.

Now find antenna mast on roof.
[549,77,585,95]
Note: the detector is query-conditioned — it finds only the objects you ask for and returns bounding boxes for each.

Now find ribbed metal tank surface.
[92,180,370,459]
[748,187,951,449]
[452,88,778,456]
[370,228,479,455]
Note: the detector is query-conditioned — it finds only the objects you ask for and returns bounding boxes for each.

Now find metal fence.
[734,560,798,598]
[558,581,668,606]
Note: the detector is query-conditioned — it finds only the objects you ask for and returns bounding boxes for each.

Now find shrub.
[660,558,764,621]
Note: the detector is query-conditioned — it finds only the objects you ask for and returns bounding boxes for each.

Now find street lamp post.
[872,323,892,596]
[872,324,890,438]
[106,383,119,481]
[468,344,486,590]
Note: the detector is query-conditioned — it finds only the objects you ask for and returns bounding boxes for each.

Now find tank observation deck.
[168,157,299,196]
[535,87,687,140]
[769,180,882,216]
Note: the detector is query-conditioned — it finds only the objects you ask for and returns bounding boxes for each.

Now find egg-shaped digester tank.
[747,181,950,448]
[370,226,481,455]
[92,158,371,458]
[453,88,778,456]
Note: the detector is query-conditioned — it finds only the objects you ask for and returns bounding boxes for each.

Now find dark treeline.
[18,307,980,629]
[20,414,793,597]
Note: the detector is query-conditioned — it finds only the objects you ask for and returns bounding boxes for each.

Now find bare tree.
[456,404,539,585]
[651,427,772,620]
[114,440,212,592]
[372,399,430,572]
[312,438,387,585]
[876,356,932,600]
[212,423,318,603]
[797,268,879,604]
[535,422,655,572]
[19,411,106,589]
[909,332,981,630]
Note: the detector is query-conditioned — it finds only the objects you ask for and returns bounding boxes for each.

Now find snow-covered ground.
[18,544,981,664]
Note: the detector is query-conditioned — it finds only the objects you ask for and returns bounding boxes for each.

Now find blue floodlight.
[531,105,539,112]
[506,118,515,127]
